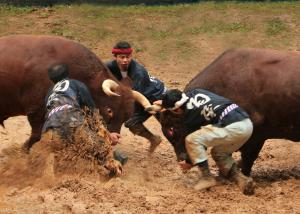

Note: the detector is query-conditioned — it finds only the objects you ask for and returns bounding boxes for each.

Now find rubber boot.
[113,150,128,166]
[229,164,254,195]
[129,123,162,153]
[194,162,217,191]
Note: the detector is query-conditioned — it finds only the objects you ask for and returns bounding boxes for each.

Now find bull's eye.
[106,107,114,118]
[167,127,174,137]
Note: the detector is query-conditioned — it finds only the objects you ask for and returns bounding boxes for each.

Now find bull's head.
[100,79,156,131]
[145,101,192,163]
[160,110,191,163]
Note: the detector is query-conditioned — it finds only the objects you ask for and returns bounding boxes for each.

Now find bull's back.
[0,35,105,118]
[186,48,300,127]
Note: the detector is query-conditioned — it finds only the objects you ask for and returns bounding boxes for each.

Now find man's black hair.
[162,89,183,109]
[48,63,69,83]
[113,41,131,49]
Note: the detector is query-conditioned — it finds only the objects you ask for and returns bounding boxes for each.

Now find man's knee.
[211,147,223,160]
[185,135,208,165]
[211,147,234,176]
[127,122,148,136]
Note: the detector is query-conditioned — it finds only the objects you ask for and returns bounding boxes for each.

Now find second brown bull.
[159,48,300,176]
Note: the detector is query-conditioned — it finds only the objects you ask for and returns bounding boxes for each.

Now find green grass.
[0,2,299,77]
[265,18,289,36]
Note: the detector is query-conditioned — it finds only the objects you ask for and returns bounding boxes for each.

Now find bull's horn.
[131,90,151,108]
[102,79,161,114]
[131,91,162,114]
[102,79,121,96]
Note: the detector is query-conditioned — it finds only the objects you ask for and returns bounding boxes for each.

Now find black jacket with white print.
[182,89,249,133]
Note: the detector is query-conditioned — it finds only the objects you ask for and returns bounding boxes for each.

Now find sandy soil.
[0,48,299,212]
[0,112,299,214]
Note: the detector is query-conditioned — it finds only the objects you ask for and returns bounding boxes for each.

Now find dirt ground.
[0,111,299,213]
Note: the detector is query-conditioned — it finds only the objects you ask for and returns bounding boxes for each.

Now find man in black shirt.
[157,88,254,195]
[106,41,167,153]
[42,64,124,176]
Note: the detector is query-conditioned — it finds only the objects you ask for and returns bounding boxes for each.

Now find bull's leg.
[239,134,266,176]
[22,112,44,151]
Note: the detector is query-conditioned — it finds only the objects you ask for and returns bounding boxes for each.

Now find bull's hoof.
[241,177,255,195]
[237,159,243,169]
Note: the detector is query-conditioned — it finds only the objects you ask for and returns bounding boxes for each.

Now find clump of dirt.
[0,110,117,189]
[0,145,46,188]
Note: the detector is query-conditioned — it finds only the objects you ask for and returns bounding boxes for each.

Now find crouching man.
[149,88,255,195]
[40,63,123,176]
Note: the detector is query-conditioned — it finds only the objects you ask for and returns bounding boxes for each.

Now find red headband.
[112,48,133,55]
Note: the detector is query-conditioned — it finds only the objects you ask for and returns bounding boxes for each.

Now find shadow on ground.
[253,167,300,182]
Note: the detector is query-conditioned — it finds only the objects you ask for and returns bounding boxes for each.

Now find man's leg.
[185,131,218,190]
[193,160,218,191]
[125,111,162,153]
[210,119,254,194]
[185,119,253,193]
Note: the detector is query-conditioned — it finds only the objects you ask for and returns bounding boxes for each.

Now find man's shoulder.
[106,60,116,68]
[106,60,120,73]
[129,60,148,74]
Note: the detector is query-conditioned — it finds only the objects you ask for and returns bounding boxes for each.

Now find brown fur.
[0,35,134,148]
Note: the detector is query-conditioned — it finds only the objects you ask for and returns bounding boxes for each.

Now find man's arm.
[106,60,123,81]
[75,81,96,110]
[129,61,151,94]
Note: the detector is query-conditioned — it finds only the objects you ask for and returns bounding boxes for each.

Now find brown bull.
[0,35,136,149]
[160,48,300,176]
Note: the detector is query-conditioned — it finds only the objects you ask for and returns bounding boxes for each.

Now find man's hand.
[153,100,162,106]
[178,160,193,173]
[105,159,123,177]
[109,132,121,146]
[145,100,163,114]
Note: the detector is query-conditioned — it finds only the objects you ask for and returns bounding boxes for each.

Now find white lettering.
[186,93,211,109]
[149,76,158,83]
[53,80,70,92]
[200,104,216,121]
